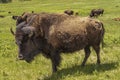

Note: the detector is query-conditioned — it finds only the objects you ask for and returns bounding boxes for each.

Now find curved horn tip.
[10,27,15,35]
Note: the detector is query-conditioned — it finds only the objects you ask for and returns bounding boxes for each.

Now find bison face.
[14,24,43,63]
[12,16,26,25]
[12,13,28,25]
[12,12,33,26]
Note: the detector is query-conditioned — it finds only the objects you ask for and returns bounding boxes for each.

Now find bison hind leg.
[81,45,91,66]
[92,44,101,64]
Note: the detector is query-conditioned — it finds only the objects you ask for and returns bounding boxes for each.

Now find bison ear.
[12,16,18,20]
[22,27,35,38]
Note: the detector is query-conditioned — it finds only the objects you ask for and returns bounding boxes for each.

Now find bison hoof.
[81,64,85,67]
[97,60,101,64]
[52,68,57,73]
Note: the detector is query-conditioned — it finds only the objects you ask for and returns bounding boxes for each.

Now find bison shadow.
[42,62,118,80]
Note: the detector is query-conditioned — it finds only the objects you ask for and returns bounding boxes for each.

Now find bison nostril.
[18,54,24,60]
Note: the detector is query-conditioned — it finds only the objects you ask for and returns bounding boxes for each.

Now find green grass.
[0,0,120,80]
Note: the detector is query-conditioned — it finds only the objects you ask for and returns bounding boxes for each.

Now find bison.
[64,10,74,15]
[75,12,79,16]
[112,17,120,21]
[90,9,104,17]
[0,15,5,18]
[11,13,105,73]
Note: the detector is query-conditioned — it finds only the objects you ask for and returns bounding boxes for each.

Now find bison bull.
[11,13,105,73]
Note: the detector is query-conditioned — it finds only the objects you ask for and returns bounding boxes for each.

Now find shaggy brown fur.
[11,13,105,73]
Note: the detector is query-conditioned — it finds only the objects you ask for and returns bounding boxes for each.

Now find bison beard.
[11,13,105,73]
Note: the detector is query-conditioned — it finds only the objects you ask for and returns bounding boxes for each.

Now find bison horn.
[22,27,35,38]
[17,21,26,29]
[10,27,15,35]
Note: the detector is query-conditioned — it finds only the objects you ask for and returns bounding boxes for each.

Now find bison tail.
[100,22,105,48]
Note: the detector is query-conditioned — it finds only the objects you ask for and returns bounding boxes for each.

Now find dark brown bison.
[90,9,104,17]
[11,13,105,73]
[31,11,34,13]
[0,15,5,18]
[8,11,11,14]
[112,17,120,21]
[75,12,79,16]
[64,10,74,15]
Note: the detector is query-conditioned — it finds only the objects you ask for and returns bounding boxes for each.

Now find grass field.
[0,0,120,80]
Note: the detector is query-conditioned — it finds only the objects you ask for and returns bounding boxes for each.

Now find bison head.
[12,12,31,25]
[11,22,44,63]
[12,15,27,25]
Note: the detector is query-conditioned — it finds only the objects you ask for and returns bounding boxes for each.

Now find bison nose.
[18,54,24,60]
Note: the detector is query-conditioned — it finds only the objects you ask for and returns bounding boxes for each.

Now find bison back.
[48,17,104,52]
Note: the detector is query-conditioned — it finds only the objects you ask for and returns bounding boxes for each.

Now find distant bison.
[11,13,105,73]
[75,12,79,16]
[31,11,34,13]
[64,10,74,15]
[0,15,5,18]
[112,17,120,21]
[8,11,11,14]
[90,9,104,17]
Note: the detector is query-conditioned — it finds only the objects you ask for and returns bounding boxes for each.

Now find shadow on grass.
[42,62,118,80]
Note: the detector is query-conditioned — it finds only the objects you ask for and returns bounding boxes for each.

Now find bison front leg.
[50,53,61,73]
[81,45,91,66]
